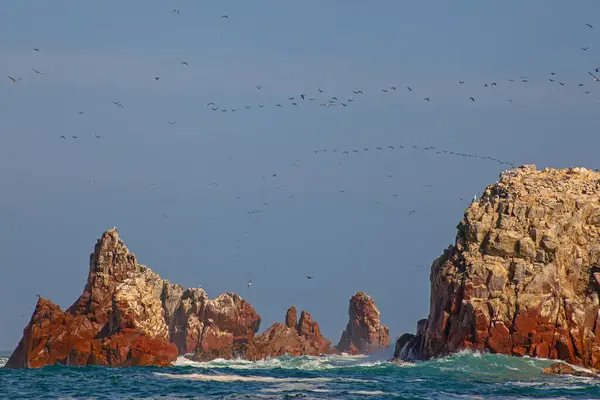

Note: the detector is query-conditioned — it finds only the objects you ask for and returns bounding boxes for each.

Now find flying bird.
[33,48,39,52]
[207,102,216,107]
[77,111,85,115]
[172,9,180,14]
[94,135,103,139]
[381,88,389,92]
[247,280,252,287]
[8,76,22,83]
[390,86,397,90]
[60,135,66,139]
[222,15,229,18]
[181,61,188,66]
[256,85,262,89]
[589,72,600,82]
[155,77,160,81]
[582,46,591,51]
[317,88,324,93]
[306,276,314,280]
[168,120,176,124]
[458,81,465,84]
[301,94,305,100]
[586,24,594,28]
[470,97,475,102]
[424,97,430,102]
[407,85,414,91]
[32,69,43,75]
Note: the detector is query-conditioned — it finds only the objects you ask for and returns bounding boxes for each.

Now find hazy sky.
[1,1,600,350]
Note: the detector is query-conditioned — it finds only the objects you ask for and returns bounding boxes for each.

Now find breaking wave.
[2,350,600,399]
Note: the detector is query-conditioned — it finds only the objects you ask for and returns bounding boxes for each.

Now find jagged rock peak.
[7,228,260,368]
[286,306,298,328]
[336,292,390,354]
[394,164,600,368]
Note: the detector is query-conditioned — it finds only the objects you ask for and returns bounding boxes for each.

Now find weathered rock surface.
[543,362,598,378]
[6,228,260,368]
[248,307,331,359]
[394,165,600,368]
[336,292,390,354]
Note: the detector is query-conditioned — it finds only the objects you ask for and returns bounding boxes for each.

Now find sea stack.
[6,228,260,368]
[248,306,331,359]
[336,292,390,354]
[395,165,600,369]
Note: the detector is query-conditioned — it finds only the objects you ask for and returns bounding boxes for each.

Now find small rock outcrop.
[249,307,331,359]
[336,292,390,354]
[6,229,260,368]
[543,362,598,378]
[394,166,600,369]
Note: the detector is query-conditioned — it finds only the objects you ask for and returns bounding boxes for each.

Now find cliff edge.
[395,165,600,368]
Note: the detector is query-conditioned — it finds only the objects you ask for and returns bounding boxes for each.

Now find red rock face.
[395,166,600,369]
[336,292,390,354]
[249,307,331,359]
[5,229,259,369]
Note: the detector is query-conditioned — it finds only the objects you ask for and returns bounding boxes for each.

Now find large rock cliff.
[6,229,260,368]
[336,292,390,354]
[394,165,600,368]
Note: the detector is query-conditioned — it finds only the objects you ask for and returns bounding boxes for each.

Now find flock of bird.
[5,12,600,291]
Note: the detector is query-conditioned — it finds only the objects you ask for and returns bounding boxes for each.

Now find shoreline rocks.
[336,292,390,354]
[394,165,600,369]
[6,229,379,369]
[247,306,331,359]
[5,229,260,369]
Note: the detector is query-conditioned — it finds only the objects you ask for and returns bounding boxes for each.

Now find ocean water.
[1,351,600,399]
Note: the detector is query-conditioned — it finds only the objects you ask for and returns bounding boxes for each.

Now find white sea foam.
[155,372,373,383]
[349,390,387,395]
[0,357,7,368]
[173,354,392,371]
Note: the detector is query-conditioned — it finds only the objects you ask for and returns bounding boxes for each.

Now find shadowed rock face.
[394,165,600,368]
[336,292,390,354]
[248,307,331,359]
[6,229,259,369]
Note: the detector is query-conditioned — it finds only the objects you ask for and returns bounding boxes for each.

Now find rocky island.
[395,165,600,369]
[6,228,389,369]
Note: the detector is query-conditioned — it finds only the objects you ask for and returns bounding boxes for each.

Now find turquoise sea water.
[1,351,600,399]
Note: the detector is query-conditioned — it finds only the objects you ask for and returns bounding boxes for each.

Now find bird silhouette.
[168,121,176,124]
[60,135,66,139]
[582,47,591,51]
[32,69,43,75]
[424,97,430,102]
[306,276,314,279]
[317,88,324,93]
[155,77,160,81]
[33,48,39,52]
[586,23,594,28]
[458,81,465,84]
[172,9,180,14]
[181,61,188,66]
[407,85,414,91]
[8,76,22,83]
[589,72,600,82]
[256,85,262,89]
[222,15,229,18]
[470,97,475,102]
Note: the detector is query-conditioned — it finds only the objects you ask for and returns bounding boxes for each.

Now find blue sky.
[1,1,600,350]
